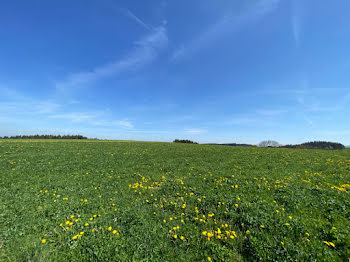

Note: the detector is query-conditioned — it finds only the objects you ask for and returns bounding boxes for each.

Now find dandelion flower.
[41,239,46,244]
[108,227,112,231]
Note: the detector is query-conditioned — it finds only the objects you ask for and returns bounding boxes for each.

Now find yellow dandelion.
[108,227,112,231]
[180,236,185,240]
[41,239,46,244]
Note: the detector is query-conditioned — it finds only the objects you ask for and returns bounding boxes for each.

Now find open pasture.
[0,140,349,261]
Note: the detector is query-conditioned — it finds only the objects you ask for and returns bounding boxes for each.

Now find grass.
[0,140,349,261]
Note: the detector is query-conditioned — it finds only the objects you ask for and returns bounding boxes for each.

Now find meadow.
[0,140,349,261]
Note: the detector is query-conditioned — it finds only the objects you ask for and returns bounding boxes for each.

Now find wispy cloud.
[56,26,168,92]
[49,112,97,122]
[291,14,301,47]
[0,87,135,132]
[35,101,61,114]
[171,0,279,62]
[256,109,287,116]
[121,8,152,31]
[291,0,303,48]
[185,128,206,134]
[303,115,313,126]
[49,112,134,129]
[92,119,134,129]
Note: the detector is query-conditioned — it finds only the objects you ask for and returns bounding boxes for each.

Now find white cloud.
[185,128,206,134]
[256,109,287,116]
[303,115,313,126]
[56,26,168,92]
[171,0,279,62]
[92,119,134,129]
[49,112,134,129]
[291,0,303,48]
[116,120,134,129]
[49,112,97,122]
[35,101,61,114]
[0,87,135,132]
[121,8,152,31]
[291,14,301,47]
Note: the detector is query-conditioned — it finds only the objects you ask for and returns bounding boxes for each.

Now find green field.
[0,140,349,261]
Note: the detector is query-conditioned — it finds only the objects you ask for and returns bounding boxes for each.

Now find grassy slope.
[0,140,349,261]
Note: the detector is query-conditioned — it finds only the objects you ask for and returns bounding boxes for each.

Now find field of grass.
[0,140,349,261]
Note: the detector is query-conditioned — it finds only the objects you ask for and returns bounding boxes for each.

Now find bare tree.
[258,140,280,147]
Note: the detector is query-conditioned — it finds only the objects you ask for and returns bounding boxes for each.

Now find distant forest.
[173,139,198,144]
[0,135,88,140]
[206,143,255,147]
[0,136,345,150]
[206,141,345,150]
[281,141,345,150]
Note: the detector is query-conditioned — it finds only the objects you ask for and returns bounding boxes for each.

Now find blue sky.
[1,0,350,144]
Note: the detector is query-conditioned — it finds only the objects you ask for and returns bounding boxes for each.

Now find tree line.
[281,141,345,150]
[0,135,88,140]
[180,139,345,150]
[173,139,198,144]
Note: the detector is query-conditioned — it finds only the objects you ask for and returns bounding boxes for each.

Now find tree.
[173,139,198,144]
[258,140,280,147]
